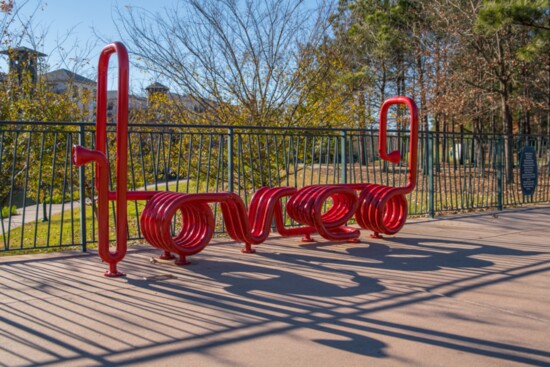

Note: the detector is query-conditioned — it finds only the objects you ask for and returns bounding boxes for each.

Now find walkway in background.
[0,201,80,236]
[0,205,549,366]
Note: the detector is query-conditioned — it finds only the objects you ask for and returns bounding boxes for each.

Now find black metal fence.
[1,120,549,253]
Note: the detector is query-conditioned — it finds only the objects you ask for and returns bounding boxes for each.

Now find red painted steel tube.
[286,185,360,242]
[108,190,158,201]
[378,96,419,191]
[353,96,419,237]
[279,97,418,241]
[255,187,316,240]
[72,145,114,270]
[221,186,314,252]
[140,187,314,261]
[72,42,130,276]
[96,42,129,276]
[354,183,409,236]
[140,192,218,265]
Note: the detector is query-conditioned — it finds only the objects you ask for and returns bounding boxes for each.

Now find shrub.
[1,205,18,218]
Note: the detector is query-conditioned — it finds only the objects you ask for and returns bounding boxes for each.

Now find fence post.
[78,124,87,252]
[340,131,347,184]
[497,136,503,211]
[428,131,435,218]
[227,127,234,192]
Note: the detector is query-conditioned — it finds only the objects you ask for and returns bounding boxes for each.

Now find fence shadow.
[1,228,548,366]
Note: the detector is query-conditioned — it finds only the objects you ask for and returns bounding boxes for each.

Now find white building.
[43,68,97,115]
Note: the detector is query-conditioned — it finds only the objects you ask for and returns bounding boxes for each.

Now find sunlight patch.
[222,272,280,280]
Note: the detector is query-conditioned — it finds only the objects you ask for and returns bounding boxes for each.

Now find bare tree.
[428,0,540,183]
[48,27,98,80]
[114,0,333,126]
[1,0,48,48]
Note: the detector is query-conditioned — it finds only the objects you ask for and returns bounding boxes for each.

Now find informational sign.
[519,146,538,196]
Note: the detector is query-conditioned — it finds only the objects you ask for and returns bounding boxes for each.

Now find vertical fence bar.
[6,131,20,249]
[428,131,435,218]
[227,128,234,192]
[78,124,87,252]
[497,136,503,211]
[340,131,347,184]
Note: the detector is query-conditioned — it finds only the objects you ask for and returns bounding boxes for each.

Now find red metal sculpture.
[286,96,419,239]
[354,96,419,238]
[73,42,129,277]
[286,185,360,242]
[140,188,313,264]
[73,42,418,276]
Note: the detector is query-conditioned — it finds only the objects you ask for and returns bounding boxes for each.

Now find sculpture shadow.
[295,236,542,272]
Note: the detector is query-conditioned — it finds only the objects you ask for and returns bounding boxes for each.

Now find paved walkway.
[0,201,80,236]
[0,206,549,366]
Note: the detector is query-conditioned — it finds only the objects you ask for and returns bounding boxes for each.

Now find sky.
[2,0,188,92]
[2,0,320,93]
[32,0,178,54]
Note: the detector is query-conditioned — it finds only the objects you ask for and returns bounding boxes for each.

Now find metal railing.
[1,120,549,252]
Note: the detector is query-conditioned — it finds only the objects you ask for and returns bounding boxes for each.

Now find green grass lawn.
[0,202,145,254]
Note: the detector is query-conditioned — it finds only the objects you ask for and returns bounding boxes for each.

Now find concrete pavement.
[0,205,549,366]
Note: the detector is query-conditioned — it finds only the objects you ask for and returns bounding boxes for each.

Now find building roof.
[168,92,214,107]
[44,69,96,85]
[0,46,47,57]
[145,82,169,91]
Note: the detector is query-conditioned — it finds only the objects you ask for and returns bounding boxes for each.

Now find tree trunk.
[435,113,440,171]
[523,110,531,135]
[356,91,366,129]
[502,88,514,184]
[380,64,387,105]
[357,91,369,166]
[442,114,448,163]
[417,54,428,131]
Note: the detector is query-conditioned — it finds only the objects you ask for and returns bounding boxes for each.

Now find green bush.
[1,205,18,218]
[50,193,79,204]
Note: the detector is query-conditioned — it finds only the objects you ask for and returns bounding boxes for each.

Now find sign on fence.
[520,146,538,196]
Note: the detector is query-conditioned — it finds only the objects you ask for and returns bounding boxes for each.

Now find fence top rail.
[0,120,384,134]
[1,120,549,139]
[0,120,373,132]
